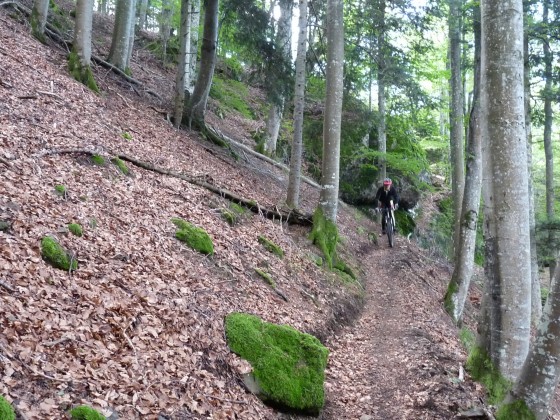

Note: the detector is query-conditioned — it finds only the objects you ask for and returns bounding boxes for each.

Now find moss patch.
[466,346,511,404]
[222,202,247,226]
[111,157,129,175]
[333,259,357,280]
[69,405,105,420]
[443,280,458,319]
[91,154,106,166]
[172,218,214,255]
[68,51,99,93]
[55,184,67,196]
[309,208,338,269]
[258,235,284,258]
[0,395,15,420]
[255,268,275,287]
[496,400,536,420]
[41,236,77,271]
[68,223,83,237]
[225,313,329,415]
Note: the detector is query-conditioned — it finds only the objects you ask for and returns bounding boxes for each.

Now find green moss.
[68,223,83,237]
[309,208,338,269]
[258,236,284,258]
[443,280,458,318]
[41,236,78,271]
[496,400,536,420]
[55,184,67,195]
[466,346,511,404]
[69,405,105,420]
[541,287,549,306]
[121,132,132,141]
[209,76,254,118]
[91,155,106,166]
[171,218,214,255]
[111,157,129,175]
[0,395,15,420]
[458,328,475,353]
[222,202,247,226]
[224,313,329,415]
[255,268,275,287]
[333,260,357,280]
[68,51,99,93]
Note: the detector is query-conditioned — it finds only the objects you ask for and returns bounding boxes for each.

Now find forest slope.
[0,7,499,420]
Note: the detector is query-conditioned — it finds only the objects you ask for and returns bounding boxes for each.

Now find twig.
[42,336,72,347]
[0,279,16,293]
[202,394,248,405]
[121,327,138,360]
[37,90,63,100]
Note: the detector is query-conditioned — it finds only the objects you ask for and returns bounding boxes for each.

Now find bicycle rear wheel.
[387,215,394,248]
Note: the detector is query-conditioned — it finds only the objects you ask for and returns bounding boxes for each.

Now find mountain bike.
[379,207,396,248]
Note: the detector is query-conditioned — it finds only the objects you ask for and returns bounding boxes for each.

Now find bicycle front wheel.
[387,216,394,248]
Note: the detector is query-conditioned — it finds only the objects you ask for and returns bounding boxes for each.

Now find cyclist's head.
[383,178,392,187]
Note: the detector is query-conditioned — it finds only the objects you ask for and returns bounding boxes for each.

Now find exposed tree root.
[35,148,313,226]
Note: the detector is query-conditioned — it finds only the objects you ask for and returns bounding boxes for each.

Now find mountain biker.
[375,178,399,234]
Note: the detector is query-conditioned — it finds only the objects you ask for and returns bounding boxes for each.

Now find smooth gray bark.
[319,0,344,222]
[174,0,191,127]
[108,0,135,70]
[287,0,308,208]
[160,0,173,63]
[30,0,49,40]
[138,0,149,30]
[126,0,137,68]
[446,4,481,325]
[187,0,201,94]
[481,0,531,381]
[74,0,93,66]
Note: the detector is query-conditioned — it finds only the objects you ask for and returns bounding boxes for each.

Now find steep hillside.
[0,7,500,420]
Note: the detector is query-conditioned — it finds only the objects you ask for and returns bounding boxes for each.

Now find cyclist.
[375,178,399,234]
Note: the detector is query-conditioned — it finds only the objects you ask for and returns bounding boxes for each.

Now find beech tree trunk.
[182,0,219,128]
[377,0,387,184]
[174,0,191,127]
[108,0,135,71]
[481,0,531,381]
[73,0,93,66]
[138,0,149,30]
[287,0,308,208]
[30,0,49,41]
[319,0,344,223]
[160,0,173,63]
[445,3,481,325]
[187,0,201,94]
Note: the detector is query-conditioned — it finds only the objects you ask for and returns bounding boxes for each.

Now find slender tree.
[376,0,387,184]
[174,0,192,127]
[287,0,308,208]
[480,0,531,380]
[108,0,136,71]
[30,0,49,42]
[68,0,99,92]
[138,0,149,30]
[318,0,344,222]
[160,0,173,63]
[444,2,482,325]
[187,0,201,94]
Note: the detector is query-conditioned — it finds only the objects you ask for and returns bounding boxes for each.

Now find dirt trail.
[322,234,483,419]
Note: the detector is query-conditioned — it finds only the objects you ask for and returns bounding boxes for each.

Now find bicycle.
[376,206,396,248]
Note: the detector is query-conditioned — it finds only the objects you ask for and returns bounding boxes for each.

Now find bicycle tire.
[387,212,394,248]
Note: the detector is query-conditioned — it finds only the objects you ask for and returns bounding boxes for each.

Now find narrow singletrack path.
[322,235,482,419]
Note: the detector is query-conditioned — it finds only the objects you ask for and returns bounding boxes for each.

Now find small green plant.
[495,400,536,420]
[91,154,106,166]
[0,395,15,420]
[458,328,476,353]
[255,268,275,287]
[111,157,129,175]
[55,184,67,196]
[309,208,338,269]
[69,405,105,420]
[224,313,329,415]
[221,202,247,226]
[258,236,284,258]
[171,218,214,255]
[68,223,83,237]
[466,346,511,404]
[41,236,77,271]
[541,287,549,306]
[121,132,132,141]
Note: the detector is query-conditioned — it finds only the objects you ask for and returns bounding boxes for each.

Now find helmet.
[383,178,392,186]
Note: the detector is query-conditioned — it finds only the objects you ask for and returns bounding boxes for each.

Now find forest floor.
[1,4,560,420]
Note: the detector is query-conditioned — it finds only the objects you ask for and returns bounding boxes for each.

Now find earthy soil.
[1,4,559,420]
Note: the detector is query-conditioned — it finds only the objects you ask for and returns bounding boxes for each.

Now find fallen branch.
[0,279,16,293]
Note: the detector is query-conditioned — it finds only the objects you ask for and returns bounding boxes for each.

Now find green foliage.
[221,202,246,226]
[68,223,83,237]
[171,218,214,255]
[255,268,275,287]
[0,395,15,420]
[41,236,77,271]
[258,236,284,258]
[309,208,339,269]
[111,157,129,175]
[121,132,132,141]
[394,210,416,236]
[466,346,511,405]
[55,184,67,196]
[210,76,254,118]
[541,287,549,306]
[224,312,329,414]
[458,328,475,353]
[444,280,458,317]
[68,51,99,93]
[495,400,536,420]
[91,154,105,166]
[535,217,560,268]
[333,260,357,281]
[69,405,106,420]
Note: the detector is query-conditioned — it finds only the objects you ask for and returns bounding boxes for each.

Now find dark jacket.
[375,185,399,208]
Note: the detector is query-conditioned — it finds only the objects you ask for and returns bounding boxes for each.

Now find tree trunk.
[174,0,191,127]
[377,0,387,184]
[481,0,531,381]
[445,2,482,325]
[187,0,201,94]
[73,0,93,66]
[182,0,219,128]
[108,0,135,71]
[126,0,138,68]
[30,0,49,42]
[318,0,344,223]
[160,0,173,63]
[449,0,465,258]
[287,0,308,208]
[138,0,149,30]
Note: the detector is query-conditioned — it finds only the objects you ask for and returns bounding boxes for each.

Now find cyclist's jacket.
[375,185,399,208]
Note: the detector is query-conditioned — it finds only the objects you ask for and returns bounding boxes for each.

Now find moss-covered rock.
[68,223,83,237]
[258,235,284,258]
[0,395,15,420]
[255,268,275,287]
[41,236,77,271]
[225,312,329,415]
[171,218,214,255]
[69,405,105,420]
[309,208,338,269]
